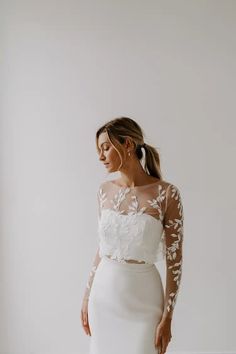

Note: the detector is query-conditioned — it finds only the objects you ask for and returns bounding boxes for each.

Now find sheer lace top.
[97,179,184,264]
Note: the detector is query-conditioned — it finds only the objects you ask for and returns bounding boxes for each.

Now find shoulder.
[161,181,183,202]
[162,181,184,220]
[161,179,181,191]
[164,185,184,221]
[97,180,112,194]
[99,180,112,188]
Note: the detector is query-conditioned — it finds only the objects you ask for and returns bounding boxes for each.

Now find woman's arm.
[81,247,101,336]
[83,247,101,302]
[83,188,102,302]
[162,183,184,320]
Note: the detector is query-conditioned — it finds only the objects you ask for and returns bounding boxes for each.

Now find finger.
[84,323,91,336]
[83,312,87,325]
[81,311,84,326]
[155,330,162,347]
[88,324,91,336]
[82,324,88,335]
[84,323,90,335]
[81,310,91,336]
[81,309,85,319]
[81,314,89,334]
[157,338,162,354]
[155,335,162,352]
[86,314,91,336]
[160,339,168,354]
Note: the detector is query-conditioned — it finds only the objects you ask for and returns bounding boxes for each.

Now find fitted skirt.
[87,255,164,354]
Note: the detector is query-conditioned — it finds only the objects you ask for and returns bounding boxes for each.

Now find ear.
[125,137,134,150]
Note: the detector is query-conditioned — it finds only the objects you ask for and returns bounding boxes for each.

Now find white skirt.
[88,255,164,354]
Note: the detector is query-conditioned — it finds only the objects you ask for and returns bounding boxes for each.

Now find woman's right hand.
[81,298,91,336]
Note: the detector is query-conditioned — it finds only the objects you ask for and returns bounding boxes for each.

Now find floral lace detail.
[111,188,130,214]
[162,184,184,318]
[83,248,101,302]
[98,188,107,210]
[147,184,166,222]
[128,195,147,215]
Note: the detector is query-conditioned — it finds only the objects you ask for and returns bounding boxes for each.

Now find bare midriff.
[106,255,146,264]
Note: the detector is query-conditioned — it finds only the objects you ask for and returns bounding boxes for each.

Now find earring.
[128,151,131,156]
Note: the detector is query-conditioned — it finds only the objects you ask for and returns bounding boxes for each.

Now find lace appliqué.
[163,184,184,314]
[111,187,130,214]
[128,195,147,215]
[98,188,107,209]
[147,184,166,222]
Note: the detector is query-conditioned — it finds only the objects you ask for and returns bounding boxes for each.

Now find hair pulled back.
[96,116,162,179]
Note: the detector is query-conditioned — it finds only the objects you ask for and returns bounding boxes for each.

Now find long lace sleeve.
[83,247,101,302]
[82,189,102,302]
[162,184,184,319]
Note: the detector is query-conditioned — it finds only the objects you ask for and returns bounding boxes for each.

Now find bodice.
[96,179,183,264]
[98,208,165,264]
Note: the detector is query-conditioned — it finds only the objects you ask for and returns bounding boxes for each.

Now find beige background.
[1,0,235,353]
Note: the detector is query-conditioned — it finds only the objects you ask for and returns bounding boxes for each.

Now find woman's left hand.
[154,317,172,354]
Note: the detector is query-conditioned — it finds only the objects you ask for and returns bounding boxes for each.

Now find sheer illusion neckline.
[109,179,161,189]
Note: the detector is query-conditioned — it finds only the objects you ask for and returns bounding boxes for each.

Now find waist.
[102,255,155,272]
[107,254,147,264]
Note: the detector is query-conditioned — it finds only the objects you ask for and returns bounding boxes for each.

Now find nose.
[99,151,105,161]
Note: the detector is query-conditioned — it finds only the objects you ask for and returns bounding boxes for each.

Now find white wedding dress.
[84,179,184,354]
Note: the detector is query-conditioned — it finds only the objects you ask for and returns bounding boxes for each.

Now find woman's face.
[97,131,123,172]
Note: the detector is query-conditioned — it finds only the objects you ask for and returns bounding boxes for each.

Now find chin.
[106,166,115,173]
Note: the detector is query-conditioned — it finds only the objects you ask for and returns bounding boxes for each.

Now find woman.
[81,117,184,354]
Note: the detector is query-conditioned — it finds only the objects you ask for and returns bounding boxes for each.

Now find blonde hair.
[96,117,162,179]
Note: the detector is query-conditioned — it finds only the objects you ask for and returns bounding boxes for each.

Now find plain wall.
[1,0,235,353]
